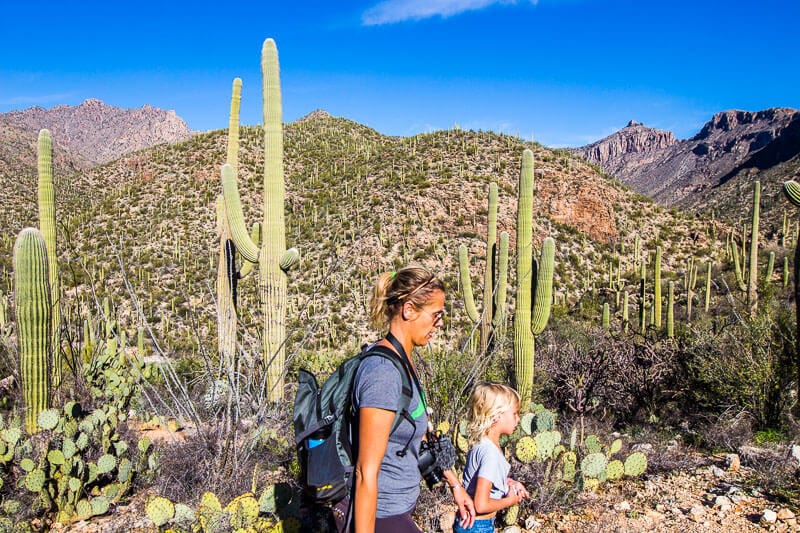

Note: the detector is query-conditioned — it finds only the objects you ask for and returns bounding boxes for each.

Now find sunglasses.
[421,308,446,324]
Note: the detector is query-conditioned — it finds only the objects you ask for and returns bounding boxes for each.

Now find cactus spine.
[221,39,299,401]
[458,182,509,353]
[38,130,60,386]
[747,181,760,315]
[14,228,52,432]
[514,149,554,404]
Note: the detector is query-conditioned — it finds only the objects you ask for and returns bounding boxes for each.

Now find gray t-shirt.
[353,354,428,518]
[462,437,510,500]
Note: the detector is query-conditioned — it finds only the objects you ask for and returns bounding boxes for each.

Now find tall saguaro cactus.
[781,180,800,416]
[221,39,299,402]
[38,130,60,386]
[458,182,509,353]
[14,228,52,433]
[654,246,662,329]
[513,149,554,404]
[747,181,760,315]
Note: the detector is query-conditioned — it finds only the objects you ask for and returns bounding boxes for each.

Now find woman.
[352,266,476,532]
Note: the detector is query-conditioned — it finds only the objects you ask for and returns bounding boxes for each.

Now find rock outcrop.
[573,108,800,207]
[0,99,193,168]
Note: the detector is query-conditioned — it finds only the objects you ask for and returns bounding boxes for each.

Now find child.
[454,382,529,533]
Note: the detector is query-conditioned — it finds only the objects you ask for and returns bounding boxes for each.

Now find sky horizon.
[2,0,798,147]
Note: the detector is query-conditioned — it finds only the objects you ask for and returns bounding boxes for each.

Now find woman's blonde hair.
[368,266,444,332]
[466,382,520,443]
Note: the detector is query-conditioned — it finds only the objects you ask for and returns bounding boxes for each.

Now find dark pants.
[375,511,422,533]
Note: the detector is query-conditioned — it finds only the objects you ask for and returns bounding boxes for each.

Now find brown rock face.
[0,99,193,167]
[573,107,800,207]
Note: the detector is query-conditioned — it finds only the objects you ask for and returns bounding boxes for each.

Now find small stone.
[709,465,726,478]
[502,526,522,533]
[525,516,542,529]
[633,443,654,453]
[790,445,800,467]
[689,504,706,522]
[614,501,631,512]
[762,509,778,524]
[655,504,666,512]
[730,493,750,505]
[725,453,741,472]
[645,510,665,522]
[714,496,733,512]
[778,509,796,521]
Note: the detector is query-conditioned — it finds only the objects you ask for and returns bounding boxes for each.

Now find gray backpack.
[292,343,415,504]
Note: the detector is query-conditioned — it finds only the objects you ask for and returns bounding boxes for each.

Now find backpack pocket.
[303,423,349,503]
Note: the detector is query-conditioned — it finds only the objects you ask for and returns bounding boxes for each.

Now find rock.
[790,444,800,468]
[709,465,726,478]
[502,526,522,533]
[777,508,796,520]
[525,516,542,529]
[762,509,778,524]
[714,496,733,510]
[614,501,631,512]
[645,510,665,522]
[725,453,741,472]
[689,504,706,522]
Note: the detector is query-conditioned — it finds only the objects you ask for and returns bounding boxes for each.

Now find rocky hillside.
[573,108,800,230]
[0,99,193,168]
[0,113,722,360]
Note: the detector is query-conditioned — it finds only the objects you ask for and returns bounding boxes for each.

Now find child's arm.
[472,476,524,515]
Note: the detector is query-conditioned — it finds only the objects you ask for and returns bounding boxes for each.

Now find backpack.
[293,343,415,505]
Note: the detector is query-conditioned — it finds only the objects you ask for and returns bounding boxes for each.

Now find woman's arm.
[443,469,475,528]
[472,476,523,515]
[353,407,394,532]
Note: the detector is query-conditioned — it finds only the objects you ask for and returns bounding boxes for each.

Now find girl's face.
[495,401,520,436]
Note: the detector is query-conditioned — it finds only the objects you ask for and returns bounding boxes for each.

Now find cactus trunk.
[14,228,52,433]
[654,246,662,329]
[747,181,760,315]
[37,130,60,387]
[513,149,554,404]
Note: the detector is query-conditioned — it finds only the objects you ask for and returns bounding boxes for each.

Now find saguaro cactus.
[458,182,509,353]
[666,281,675,339]
[38,130,60,386]
[747,181,760,315]
[654,246,662,329]
[14,228,52,432]
[782,180,800,416]
[221,39,299,401]
[513,149,554,404]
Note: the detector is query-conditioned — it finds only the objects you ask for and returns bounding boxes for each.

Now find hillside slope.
[0,115,722,360]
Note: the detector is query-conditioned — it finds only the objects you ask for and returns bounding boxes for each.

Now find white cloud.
[362,0,537,26]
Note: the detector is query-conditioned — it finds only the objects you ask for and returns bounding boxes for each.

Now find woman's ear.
[402,301,416,321]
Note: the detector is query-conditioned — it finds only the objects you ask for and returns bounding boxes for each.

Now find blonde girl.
[455,382,529,532]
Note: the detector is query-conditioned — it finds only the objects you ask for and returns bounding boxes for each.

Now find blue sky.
[1,0,798,147]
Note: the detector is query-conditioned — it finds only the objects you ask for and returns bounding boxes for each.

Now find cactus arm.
[227,78,242,174]
[221,164,260,262]
[14,228,52,433]
[732,241,747,291]
[705,262,712,313]
[491,232,509,328]
[37,130,60,386]
[514,150,535,403]
[216,196,237,366]
[667,281,674,338]
[482,182,498,345]
[602,302,610,330]
[239,223,261,278]
[531,238,555,335]
[458,245,480,323]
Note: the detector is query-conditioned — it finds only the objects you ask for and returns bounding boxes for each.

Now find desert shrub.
[681,306,796,429]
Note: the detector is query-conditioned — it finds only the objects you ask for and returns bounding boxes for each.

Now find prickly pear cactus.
[503,504,519,526]
[607,459,624,480]
[580,452,607,478]
[515,436,537,463]
[624,451,647,477]
[146,496,175,527]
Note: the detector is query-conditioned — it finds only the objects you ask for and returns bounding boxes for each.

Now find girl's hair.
[368,266,444,332]
[466,382,520,443]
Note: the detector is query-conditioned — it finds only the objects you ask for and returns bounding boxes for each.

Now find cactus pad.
[97,454,117,474]
[515,436,537,463]
[37,409,60,431]
[91,496,110,516]
[534,430,561,462]
[580,452,607,478]
[146,496,175,527]
[520,413,535,435]
[259,485,277,514]
[503,504,519,526]
[174,503,196,525]
[118,458,132,483]
[535,410,555,432]
[47,449,66,465]
[20,458,35,472]
[624,452,647,477]
[608,438,622,456]
[76,499,92,520]
[24,468,46,492]
[584,434,601,453]
[227,493,259,529]
[606,459,624,480]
